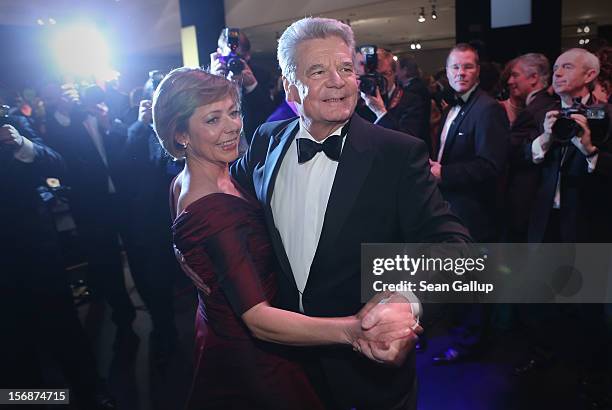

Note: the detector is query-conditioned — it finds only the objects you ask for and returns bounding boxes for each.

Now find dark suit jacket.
[1,116,65,288]
[45,111,126,223]
[241,64,275,145]
[231,113,470,409]
[370,79,433,153]
[505,89,558,241]
[527,97,612,243]
[437,87,510,242]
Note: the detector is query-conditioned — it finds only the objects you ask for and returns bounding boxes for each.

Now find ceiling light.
[393,55,398,61]
[48,18,56,25]
[579,39,585,45]
[577,27,582,33]
[584,25,590,33]
[37,18,45,25]
[416,43,422,50]
[585,38,590,44]
[418,7,426,23]
[410,43,416,50]
[431,5,437,20]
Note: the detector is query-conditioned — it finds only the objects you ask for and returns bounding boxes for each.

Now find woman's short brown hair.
[152,67,240,160]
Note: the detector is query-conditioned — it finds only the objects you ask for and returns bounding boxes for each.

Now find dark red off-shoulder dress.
[171,183,323,410]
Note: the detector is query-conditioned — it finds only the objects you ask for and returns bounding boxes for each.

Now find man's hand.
[570,113,598,155]
[173,245,211,295]
[210,49,228,77]
[354,293,423,366]
[210,49,258,91]
[138,100,153,124]
[542,110,560,138]
[360,89,387,119]
[228,61,258,90]
[0,124,25,150]
[429,159,442,182]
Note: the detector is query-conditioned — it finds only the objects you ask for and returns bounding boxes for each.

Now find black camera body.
[552,98,610,147]
[219,28,245,75]
[358,45,388,96]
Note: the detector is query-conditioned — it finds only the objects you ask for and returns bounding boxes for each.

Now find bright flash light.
[49,22,114,80]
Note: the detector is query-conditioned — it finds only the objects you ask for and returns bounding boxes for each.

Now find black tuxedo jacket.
[45,112,126,222]
[231,113,470,409]
[505,89,558,240]
[526,97,612,243]
[369,79,432,153]
[437,87,510,241]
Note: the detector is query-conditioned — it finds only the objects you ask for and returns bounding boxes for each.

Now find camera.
[219,28,245,75]
[358,45,388,96]
[551,98,610,147]
[0,104,14,127]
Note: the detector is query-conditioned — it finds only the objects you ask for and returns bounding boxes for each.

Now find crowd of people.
[2,15,612,410]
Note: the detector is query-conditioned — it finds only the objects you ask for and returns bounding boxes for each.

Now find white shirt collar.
[561,93,590,108]
[297,118,348,142]
[458,82,479,103]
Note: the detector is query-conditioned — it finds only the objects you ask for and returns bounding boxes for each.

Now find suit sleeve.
[440,102,509,188]
[398,138,472,242]
[202,222,267,316]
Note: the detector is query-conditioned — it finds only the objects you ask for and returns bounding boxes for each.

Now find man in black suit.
[428,43,509,364]
[0,114,116,409]
[397,56,433,152]
[45,85,137,348]
[231,17,471,410]
[429,43,509,243]
[528,48,612,243]
[525,48,612,406]
[505,53,558,242]
[361,49,432,151]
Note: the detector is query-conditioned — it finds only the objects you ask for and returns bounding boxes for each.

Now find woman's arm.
[242,302,361,346]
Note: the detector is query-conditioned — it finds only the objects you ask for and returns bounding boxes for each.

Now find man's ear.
[585,68,598,85]
[283,76,301,104]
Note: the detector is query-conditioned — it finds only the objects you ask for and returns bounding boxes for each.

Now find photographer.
[527,48,612,407]
[1,111,116,409]
[45,85,138,350]
[209,28,274,145]
[529,48,612,243]
[360,48,432,150]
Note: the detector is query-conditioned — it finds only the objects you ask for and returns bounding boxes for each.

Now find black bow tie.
[452,94,466,107]
[296,135,343,164]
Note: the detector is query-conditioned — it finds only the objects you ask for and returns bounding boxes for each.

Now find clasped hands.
[174,246,422,367]
[349,291,422,367]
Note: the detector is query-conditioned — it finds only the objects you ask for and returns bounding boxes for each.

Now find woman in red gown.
[152,68,393,409]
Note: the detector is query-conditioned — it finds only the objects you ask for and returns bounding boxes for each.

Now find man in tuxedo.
[361,49,432,151]
[231,17,470,410]
[1,115,116,409]
[525,47,612,407]
[505,53,558,242]
[45,85,137,349]
[429,43,509,242]
[428,43,509,364]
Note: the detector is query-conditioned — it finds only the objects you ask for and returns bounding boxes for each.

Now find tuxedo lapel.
[308,115,374,280]
[258,119,299,207]
[256,119,300,289]
[441,89,481,161]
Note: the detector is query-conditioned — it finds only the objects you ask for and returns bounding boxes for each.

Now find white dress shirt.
[271,121,345,311]
[437,84,478,162]
[82,114,116,194]
[531,94,598,209]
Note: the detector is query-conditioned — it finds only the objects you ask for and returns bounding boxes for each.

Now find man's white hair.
[277,17,355,82]
[563,48,601,76]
